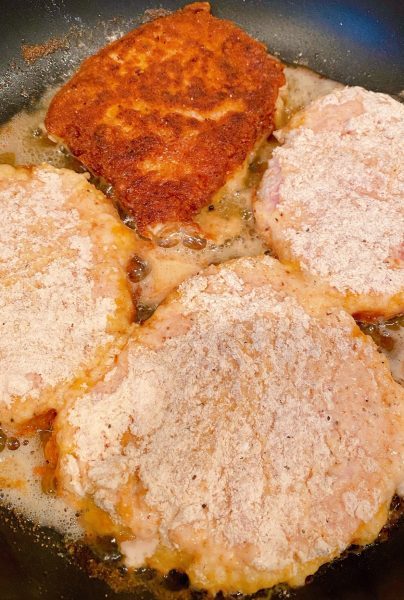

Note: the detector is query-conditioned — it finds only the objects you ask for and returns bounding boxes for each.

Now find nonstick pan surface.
[0,1,403,599]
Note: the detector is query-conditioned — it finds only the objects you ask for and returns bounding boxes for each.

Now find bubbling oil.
[0,62,402,552]
[0,435,82,538]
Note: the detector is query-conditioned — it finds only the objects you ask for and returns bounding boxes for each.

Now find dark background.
[0,1,403,598]
[1,0,403,124]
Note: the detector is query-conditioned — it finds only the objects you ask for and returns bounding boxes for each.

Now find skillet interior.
[0,1,403,598]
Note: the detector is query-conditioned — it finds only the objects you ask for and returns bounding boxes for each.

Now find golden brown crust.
[45,2,285,233]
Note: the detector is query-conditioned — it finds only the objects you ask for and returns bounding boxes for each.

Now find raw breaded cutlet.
[0,164,137,431]
[45,2,285,235]
[54,257,404,593]
[254,87,404,320]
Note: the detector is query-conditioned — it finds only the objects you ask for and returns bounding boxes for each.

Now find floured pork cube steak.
[54,257,404,594]
[0,165,137,430]
[45,2,284,237]
[254,87,404,320]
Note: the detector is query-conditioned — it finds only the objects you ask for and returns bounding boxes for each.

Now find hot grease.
[0,436,82,538]
[0,63,401,539]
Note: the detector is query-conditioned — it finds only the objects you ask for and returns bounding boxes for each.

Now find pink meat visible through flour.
[53,256,404,594]
[254,86,404,318]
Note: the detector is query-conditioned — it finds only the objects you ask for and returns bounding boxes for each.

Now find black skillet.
[0,1,403,599]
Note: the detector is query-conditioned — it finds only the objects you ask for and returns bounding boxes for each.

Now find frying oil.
[0,63,401,540]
